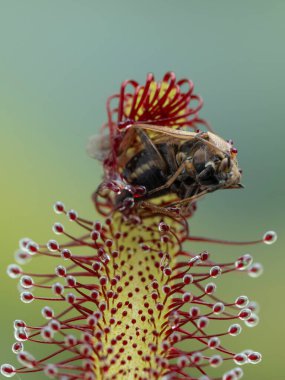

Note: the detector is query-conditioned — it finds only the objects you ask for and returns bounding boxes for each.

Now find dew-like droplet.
[14,249,31,265]
[183,274,193,284]
[213,302,225,314]
[26,241,39,255]
[14,328,28,342]
[7,264,22,279]
[238,308,252,321]
[53,201,65,214]
[208,337,220,349]
[263,230,277,245]
[41,306,54,320]
[55,265,66,277]
[47,240,59,252]
[52,223,64,235]
[44,364,58,378]
[0,364,16,377]
[248,263,263,278]
[235,295,249,308]
[205,282,217,295]
[67,209,78,221]
[233,353,248,365]
[245,313,260,328]
[210,266,222,278]
[13,320,26,329]
[235,254,253,271]
[228,324,242,336]
[20,276,34,289]
[20,292,34,304]
[12,342,23,354]
[209,355,223,368]
[248,351,262,364]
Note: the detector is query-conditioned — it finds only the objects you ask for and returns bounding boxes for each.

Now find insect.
[89,123,243,215]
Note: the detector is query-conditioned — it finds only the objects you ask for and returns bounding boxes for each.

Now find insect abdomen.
[123,144,172,197]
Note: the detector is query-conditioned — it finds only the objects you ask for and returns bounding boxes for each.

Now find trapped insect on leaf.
[1,73,276,380]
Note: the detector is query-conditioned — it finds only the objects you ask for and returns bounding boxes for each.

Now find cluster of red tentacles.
[93,72,209,217]
[106,71,208,157]
[3,202,276,379]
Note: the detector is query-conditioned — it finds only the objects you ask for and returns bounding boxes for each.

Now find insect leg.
[168,189,211,208]
[138,201,181,220]
[147,160,190,196]
[170,182,223,208]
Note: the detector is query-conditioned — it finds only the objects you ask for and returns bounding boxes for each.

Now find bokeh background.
[0,1,284,379]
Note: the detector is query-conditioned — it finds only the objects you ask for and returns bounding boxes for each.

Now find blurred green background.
[0,1,284,379]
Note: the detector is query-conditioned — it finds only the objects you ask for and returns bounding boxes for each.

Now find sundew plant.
[1,73,277,380]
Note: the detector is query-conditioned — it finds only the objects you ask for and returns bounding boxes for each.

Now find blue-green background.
[0,1,284,379]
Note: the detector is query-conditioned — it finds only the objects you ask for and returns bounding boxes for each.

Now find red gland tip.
[263,230,277,245]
